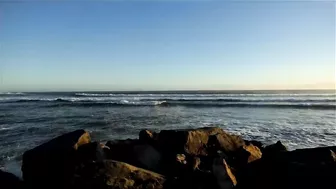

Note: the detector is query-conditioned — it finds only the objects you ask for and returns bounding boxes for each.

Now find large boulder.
[157,127,244,156]
[262,141,287,156]
[22,130,91,188]
[0,169,22,189]
[262,146,336,163]
[236,146,336,189]
[72,160,167,189]
[237,158,336,189]
[282,146,336,163]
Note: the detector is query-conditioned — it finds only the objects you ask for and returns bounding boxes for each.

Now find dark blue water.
[0,90,335,177]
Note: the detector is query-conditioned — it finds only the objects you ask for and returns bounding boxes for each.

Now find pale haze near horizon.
[0,1,335,92]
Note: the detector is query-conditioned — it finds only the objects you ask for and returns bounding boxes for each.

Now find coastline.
[1,127,335,189]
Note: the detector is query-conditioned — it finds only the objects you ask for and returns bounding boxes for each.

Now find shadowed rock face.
[236,146,336,189]
[283,146,336,163]
[0,170,22,189]
[105,139,141,165]
[21,129,91,188]
[262,141,287,156]
[237,159,336,189]
[71,160,166,189]
[104,139,162,173]
[139,129,158,145]
[213,158,237,189]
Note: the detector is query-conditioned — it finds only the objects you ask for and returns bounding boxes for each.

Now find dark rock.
[263,146,336,164]
[191,157,201,171]
[139,129,157,145]
[159,153,189,177]
[231,144,263,171]
[76,142,107,163]
[284,146,336,163]
[72,160,167,189]
[213,158,237,189]
[173,169,217,189]
[237,146,336,189]
[263,141,287,156]
[105,139,161,172]
[133,144,161,172]
[236,157,336,189]
[262,146,336,163]
[105,139,140,163]
[170,156,217,189]
[196,155,215,172]
[236,158,283,189]
[22,129,91,188]
[0,170,21,189]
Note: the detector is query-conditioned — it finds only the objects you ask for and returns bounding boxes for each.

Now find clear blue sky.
[0,1,335,91]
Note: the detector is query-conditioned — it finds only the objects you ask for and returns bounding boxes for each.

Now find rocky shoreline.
[1,127,335,189]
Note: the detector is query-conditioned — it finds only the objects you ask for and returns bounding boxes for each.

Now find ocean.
[0,90,335,176]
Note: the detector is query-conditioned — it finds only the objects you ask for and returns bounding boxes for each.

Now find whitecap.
[1,159,22,180]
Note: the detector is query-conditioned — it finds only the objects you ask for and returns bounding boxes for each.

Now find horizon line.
[1,88,335,93]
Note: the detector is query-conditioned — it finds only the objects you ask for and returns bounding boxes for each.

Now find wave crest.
[40,101,335,110]
[0,92,25,96]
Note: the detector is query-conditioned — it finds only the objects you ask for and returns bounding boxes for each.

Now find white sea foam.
[75,92,335,98]
[1,93,335,103]
[0,92,25,95]
[0,127,11,131]
[1,158,22,180]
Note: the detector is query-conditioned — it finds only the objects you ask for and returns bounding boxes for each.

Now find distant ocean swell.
[1,92,335,97]
[2,98,336,103]
[74,93,336,97]
[1,99,334,110]
[0,91,335,110]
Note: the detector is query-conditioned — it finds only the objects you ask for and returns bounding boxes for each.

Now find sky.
[0,1,335,92]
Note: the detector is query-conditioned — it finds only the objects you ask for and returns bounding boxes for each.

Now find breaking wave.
[1,92,335,110]
[38,101,335,110]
